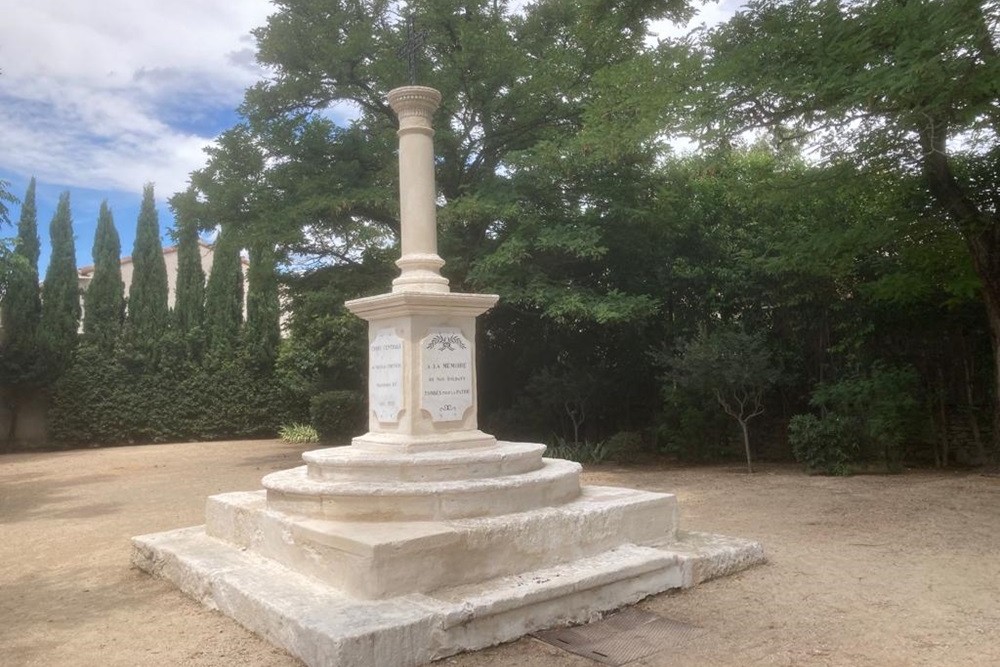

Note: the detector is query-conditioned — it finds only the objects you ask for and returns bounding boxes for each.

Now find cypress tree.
[83,201,125,349]
[125,184,169,354]
[1,178,41,369]
[1,179,42,444]
[169,190,205,336]
[245,241,281,368]
[38,192,80,379]
[204,224,243,354]
[13,178,39,269]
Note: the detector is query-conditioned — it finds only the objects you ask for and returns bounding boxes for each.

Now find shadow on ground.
[0,472,123,524]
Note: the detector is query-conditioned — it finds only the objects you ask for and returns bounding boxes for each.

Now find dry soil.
[1,439,998,666]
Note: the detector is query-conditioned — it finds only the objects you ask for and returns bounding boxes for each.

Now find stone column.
[387,86,449,294]
[346,85,498,452]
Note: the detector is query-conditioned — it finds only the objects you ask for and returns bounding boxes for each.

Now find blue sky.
[0,0,741,275]
[0,0,275,272]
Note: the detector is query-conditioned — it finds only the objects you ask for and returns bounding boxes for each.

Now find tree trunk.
[937,367,950,468]
[5,397,18,448]
[961,337,986,464]
[964,234,1000,462]
[739,419,753,474]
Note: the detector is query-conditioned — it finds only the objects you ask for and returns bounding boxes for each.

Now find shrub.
[809,364,919,470]
[48,344,131,444]
[49,345,290,445]
[279,423,320,444]
[604,430,646,462]
[656,387,735,462]
[309,390,366,443]
[788,413,858,475]
[545,436,610,464]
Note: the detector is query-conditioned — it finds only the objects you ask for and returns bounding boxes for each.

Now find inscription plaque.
[369,329,404,422]
[420,328,473,422]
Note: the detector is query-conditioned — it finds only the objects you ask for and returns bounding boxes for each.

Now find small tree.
[38,192,80,380]
[665,328,779,473]
[83,201,125,349]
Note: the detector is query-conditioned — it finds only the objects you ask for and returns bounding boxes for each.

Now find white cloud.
[0,0,274,197]
[0,0,744,201]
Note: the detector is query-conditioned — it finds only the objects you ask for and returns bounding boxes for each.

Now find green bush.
[656,387,736,461]
[788,413,857,475]
[279,423,320,444]
[49,345,290,445]
[48,344,131,444]
[545,436,610,464]
[809,364,919,469]
[309,390,366,443]
[604,430,646,462]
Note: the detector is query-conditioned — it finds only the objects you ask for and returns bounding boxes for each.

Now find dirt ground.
[1,439,998,667]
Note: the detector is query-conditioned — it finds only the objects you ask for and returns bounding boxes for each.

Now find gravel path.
[2,439,998,666]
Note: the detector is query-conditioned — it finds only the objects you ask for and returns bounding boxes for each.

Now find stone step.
[132,524,764,667]
[421,543,685,659]
[302,441,545,483]
[205,484,678,599]
[132,526,439,667]
[263,458,582,521]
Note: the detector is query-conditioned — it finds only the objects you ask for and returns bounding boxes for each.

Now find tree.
[0,178,16,228]
[38,192,80,379]
[662,328,780,473]
[0,178,41,444]
[1,178,40,366]
[169,189,206,348]
[83,201,125,349]
[693,0,1000,453]
[212,0,692,274]
[203,224,244,354]
[194,0,701,443]
[245,240,281,368]
[125,184,169,358]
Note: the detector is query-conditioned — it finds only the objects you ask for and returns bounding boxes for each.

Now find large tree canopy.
[694,0,1000,446]
[193,0,694,319]
[147,0,993,465]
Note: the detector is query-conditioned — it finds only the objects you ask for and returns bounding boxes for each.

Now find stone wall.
[0,389,49,452]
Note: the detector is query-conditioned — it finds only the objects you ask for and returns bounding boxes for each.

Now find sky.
[0,0,275,271]
[0,0,742,274]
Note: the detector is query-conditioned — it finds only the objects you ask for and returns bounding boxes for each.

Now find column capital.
[387,86,442,123]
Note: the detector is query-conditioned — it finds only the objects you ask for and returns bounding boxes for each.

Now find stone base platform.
[202,483,678,598]
[132,441,764,666]
[133,525,763,667]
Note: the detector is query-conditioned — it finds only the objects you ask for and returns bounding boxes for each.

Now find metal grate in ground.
[532,607,707,665]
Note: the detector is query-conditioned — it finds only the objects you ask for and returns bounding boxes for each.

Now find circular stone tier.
[303,441,546,483]
[262,458,582,521]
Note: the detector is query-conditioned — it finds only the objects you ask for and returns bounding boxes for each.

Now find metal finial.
[398,14,427,85]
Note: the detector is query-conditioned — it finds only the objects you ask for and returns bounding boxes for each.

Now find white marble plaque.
[369,329,404,422]
[420,328,473,422]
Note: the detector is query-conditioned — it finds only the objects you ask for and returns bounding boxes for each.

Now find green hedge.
[309,390,366,443]
[49,344,293,445]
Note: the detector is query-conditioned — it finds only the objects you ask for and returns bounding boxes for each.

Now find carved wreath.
[426,334,467,351]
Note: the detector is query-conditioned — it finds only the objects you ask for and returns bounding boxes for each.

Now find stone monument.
[133,84,764,667]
